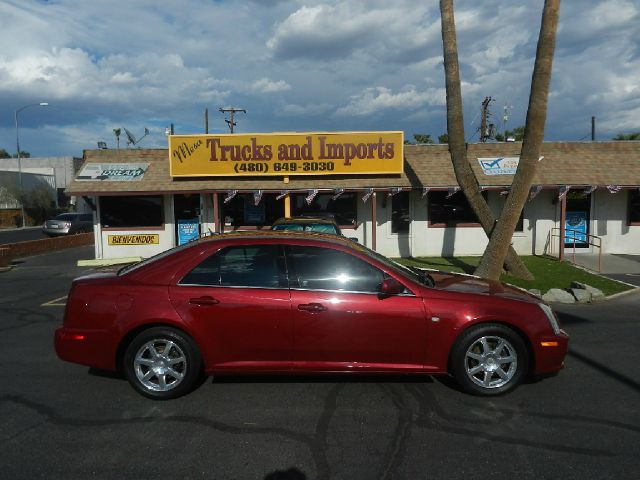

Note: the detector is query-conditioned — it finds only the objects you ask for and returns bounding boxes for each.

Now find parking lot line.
[41,295,68,307]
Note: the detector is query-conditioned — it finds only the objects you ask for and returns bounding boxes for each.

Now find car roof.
[199,229,351,247]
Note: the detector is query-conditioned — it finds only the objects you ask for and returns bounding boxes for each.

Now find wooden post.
[371,192,377,251]
[213,192,220,233]
[284,176,291,218]
[559,193,566,261]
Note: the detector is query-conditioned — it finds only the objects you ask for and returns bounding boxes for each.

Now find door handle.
[298,303,327,312]
[189,296,220,306]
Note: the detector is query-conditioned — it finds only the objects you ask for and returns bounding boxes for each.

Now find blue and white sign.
[477,157,520,175]
[77,163,149,181]
[177,218,200,245]
[565,211,588,245]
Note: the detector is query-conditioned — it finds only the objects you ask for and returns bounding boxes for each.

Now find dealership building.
[64,133,640,262]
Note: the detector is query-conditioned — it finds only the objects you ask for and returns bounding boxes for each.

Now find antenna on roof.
[123,127,150,147]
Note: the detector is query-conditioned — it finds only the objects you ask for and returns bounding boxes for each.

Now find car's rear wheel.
[123,327,202,400]
[450,324,528,396]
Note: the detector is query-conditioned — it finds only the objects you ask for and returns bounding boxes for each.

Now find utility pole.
[219,107,246,133]
[591,116,596,141]
[205,108,209,134]
[479,96,493,142]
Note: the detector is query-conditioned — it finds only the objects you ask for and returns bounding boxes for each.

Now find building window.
[391,191,410,234]
[290,192,357,227]
[222,194,284,228]
[428,191,484,226]
[629,190,640,225]
[100,195,163,228]
[515,210,524,232]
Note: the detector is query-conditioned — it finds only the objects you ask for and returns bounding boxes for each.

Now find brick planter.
[3,233,94,260]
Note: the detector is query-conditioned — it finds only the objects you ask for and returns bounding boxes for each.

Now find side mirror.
[348,237,359,243]
[379,277,404,296]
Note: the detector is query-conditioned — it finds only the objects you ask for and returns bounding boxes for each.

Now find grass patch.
[395,255,633,296]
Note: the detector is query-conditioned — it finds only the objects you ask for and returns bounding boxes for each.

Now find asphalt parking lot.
[1,246,639,479]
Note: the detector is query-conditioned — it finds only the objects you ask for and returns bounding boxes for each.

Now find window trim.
[628,189,640,226]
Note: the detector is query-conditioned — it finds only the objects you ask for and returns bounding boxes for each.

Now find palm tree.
[439,0,533,280]
[475,0,560,280]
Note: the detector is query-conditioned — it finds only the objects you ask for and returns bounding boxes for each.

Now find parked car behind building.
[43,213,93,236]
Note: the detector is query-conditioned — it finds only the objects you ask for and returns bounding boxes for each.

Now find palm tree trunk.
[475,0,560,280]
[440,0,533,280]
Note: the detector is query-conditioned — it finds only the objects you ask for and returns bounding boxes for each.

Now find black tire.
[123,327,203,400]
[450,323,528,396]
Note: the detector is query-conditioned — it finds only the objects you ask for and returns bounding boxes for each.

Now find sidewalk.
[569,253,640,287]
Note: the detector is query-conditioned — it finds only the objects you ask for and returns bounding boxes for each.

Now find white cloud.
[0,0,639,156]
[336,86,446,117]
[252,77,291,93]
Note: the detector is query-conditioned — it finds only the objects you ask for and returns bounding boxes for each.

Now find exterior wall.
[593,190,640,254]
[89,189,640,261]
[95,195,176,259]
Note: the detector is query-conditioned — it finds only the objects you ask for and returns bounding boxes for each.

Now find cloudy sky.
[0,0,638,157]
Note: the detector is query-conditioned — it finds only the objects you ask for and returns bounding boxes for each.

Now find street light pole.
[14,102,48,228]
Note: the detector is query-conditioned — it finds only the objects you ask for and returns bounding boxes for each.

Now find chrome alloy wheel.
[464,335,518,389]
[133,339,187,392]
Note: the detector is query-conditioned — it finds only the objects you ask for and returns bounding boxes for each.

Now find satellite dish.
[123,128,137,146]
[123,127,150,147]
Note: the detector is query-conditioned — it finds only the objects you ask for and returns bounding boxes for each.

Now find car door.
[169,244,293,372]
[286,245,428,372]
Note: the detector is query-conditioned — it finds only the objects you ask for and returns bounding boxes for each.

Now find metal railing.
[549,227,602,272]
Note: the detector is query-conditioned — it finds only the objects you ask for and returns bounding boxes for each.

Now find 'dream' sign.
[168,131,404,177]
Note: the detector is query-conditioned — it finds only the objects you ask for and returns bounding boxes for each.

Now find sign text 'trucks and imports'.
[169,132,404,177]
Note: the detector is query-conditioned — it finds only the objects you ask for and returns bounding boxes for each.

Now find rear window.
[54,214,79,221]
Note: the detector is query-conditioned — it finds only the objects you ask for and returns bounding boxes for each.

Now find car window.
[80,214,93,222]
[272,224,304,231]
[305,224,338,234]
[286,245,383,293]
[55,214,78,221]
[180,245,285,288]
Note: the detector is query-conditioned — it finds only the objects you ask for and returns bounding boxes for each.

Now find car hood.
[428,271,540,303]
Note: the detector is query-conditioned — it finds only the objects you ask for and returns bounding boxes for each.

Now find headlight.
[539,303,561,335]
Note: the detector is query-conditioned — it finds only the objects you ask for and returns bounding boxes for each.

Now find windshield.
[353,242,433,286]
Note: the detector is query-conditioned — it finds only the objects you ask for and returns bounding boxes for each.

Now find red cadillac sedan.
[55,231,568,399]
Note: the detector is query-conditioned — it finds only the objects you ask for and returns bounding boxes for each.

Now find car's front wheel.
[123,327,203,400]
[450,324,528,396]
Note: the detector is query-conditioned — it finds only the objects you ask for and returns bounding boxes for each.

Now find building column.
[559,193,566,261]
[371,192,377,251]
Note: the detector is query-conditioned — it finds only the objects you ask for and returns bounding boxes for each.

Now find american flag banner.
[331,188,345,201]
[421,187,430,198]
[305,189,319,205]
[223,190,238,204]
[445,187,460,199]
[388,187,402,197]
[606,185,622,194]
[253,190,263,206]
[584,185,598,195]
[558,185,571,200]
[276,190,289,200]
[528,185,542,201]
[362,188,374,203]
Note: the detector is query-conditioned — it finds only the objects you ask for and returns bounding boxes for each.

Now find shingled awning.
[66,141,640,196]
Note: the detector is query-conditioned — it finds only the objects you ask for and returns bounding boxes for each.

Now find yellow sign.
[108,234,160,245]
[169,131,404,177]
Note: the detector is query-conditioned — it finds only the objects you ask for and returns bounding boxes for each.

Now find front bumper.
[533,329,570,375]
